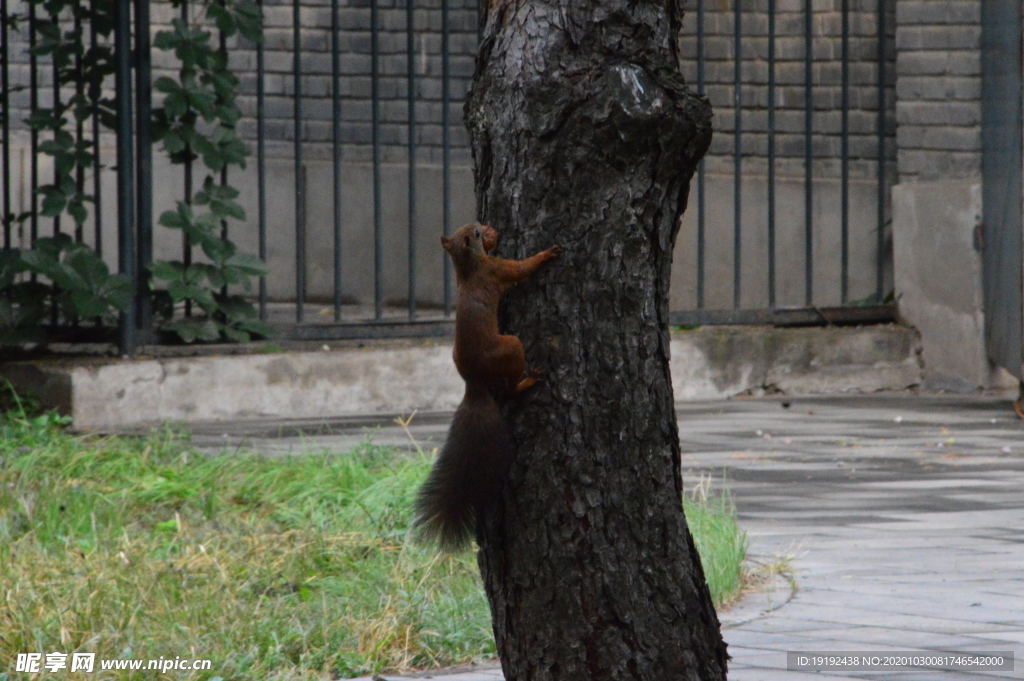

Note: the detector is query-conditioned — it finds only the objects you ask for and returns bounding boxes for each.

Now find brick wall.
[2,0,989,179]
[678,0,897,179]
[232,0,479,164]
[894,0,981,181]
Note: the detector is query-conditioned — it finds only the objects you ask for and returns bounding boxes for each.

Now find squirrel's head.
[441,223,498,260]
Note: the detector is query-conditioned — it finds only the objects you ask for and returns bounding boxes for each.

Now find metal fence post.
[135,0,153,337]
[875,0,887,302]
[696,0,705,309]
[115,0,137,356]
[804,0,814,306]
[293,0,306,323]
[732,0,742,309]
[257,0,267,321]
[1,0,9,250]
[332,0,343,321]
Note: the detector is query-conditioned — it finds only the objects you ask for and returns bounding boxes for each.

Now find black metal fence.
[0,0,896,356]
[674,0,897,326]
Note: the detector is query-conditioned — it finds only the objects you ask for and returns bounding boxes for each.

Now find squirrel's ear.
[440,236,451,251]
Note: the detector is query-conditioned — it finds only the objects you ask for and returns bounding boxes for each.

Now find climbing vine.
[0,0,269,346]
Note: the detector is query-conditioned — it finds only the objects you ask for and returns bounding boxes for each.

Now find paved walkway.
[192,394,1024,680]
[678,395,1024,681]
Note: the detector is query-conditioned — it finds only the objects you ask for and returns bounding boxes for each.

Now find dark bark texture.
[465,0,722,680]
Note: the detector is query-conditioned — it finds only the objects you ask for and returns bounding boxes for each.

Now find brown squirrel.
[413,222,562,550]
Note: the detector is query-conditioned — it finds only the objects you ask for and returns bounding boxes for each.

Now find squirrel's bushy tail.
[413,386,512,551]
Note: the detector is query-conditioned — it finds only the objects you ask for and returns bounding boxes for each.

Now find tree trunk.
[465,1,723,680]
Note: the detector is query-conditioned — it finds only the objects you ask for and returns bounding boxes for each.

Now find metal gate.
[1,0,898,355]
[671,0,897,328]
[981,0,1023,379]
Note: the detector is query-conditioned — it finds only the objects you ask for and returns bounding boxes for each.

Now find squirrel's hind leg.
[480,335,532,396]
[511,366,542,396]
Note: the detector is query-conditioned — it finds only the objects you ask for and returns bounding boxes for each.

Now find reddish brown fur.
[441,222,561,396]
[414,222,561,550]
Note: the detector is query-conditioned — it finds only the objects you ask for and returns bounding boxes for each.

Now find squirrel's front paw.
[547,246,563,259]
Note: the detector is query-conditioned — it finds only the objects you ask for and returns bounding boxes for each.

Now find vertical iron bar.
[30,2,40,251]
[803,0,813,305]
[441,0,452,317]
[183,158,192,317]
[840,0,849,304]
[1,0,10,249]
[181,0,192,317]
[875,0,886,302]
[218,27,227,299]
[372,0,383,321]
[49,4,62,327]
[73,8,84,332]
[114,0,136,355]
[75,11,84,244]
[221,159,229,300]
[135,0,153,334]
[331,0,342,321]
[293,0,305,323]
[406,0,416,319]
[90,0,101,255]
[52,7,61,238]
[476,0,482,46]
[696,0,705,309]
[732,0,742,309]
[767,0,776,308]
[257,0,267,320]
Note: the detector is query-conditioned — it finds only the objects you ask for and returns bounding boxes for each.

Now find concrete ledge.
[1,324,923,430]
[1,344,464,431]
[670,324,923,400]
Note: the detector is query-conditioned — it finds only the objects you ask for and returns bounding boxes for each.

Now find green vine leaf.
[232,0,263,43]
[170,318,220,343]
[0,249,26,289]
[225,253,269,278]
[0,285,50,345]
[2,0,270,346]
[19,237,130,321]
[148,260,185,282]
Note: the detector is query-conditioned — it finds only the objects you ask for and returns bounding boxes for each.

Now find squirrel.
[413,222,562,551]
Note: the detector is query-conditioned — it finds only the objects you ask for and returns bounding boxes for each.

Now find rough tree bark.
[464,0,723,680]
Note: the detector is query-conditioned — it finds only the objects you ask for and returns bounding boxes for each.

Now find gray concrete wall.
[672,172,889,311]
[891,182,986,390]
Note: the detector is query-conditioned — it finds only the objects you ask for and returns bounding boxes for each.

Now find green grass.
[0,387,746,680]
[685,475,749,608]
